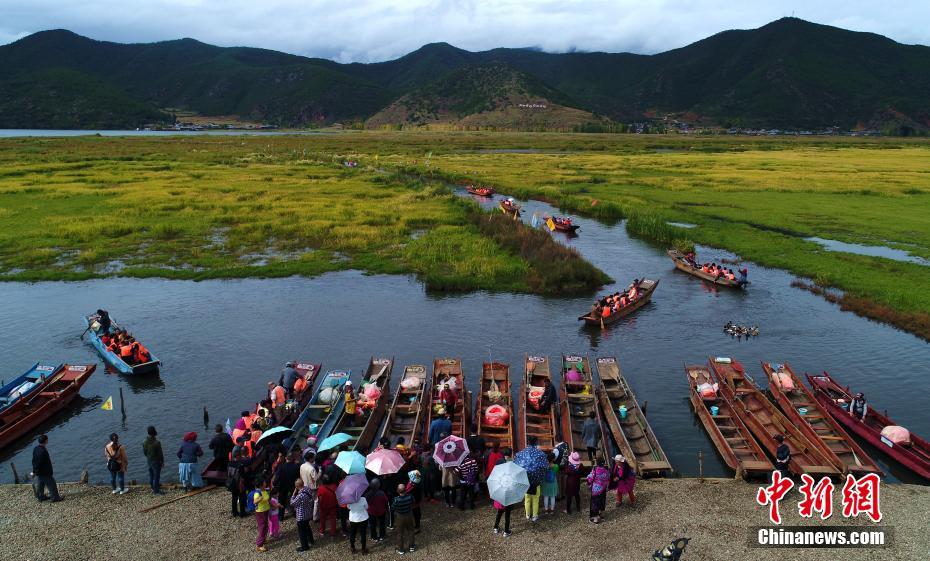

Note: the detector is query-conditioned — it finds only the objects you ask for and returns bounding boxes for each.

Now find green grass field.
[1,132,928,336]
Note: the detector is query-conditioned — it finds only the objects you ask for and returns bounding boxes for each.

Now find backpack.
[246,489,259,513]
[225,463,241,492]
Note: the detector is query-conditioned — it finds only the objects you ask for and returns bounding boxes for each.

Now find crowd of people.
[99,329,152,365]
[590,279,644,318]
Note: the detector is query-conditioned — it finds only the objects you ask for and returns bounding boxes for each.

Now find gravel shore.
[1,479,926,561]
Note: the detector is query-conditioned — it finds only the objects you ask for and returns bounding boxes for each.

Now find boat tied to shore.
[578,279,659,329]
[0,364,96,451]
[685,363,772,479]
[476,361,515,451]
[426,358,472,439]
[378,364,429,451]
[330,357,393,453]
[596,357,671,476]
[0,363,62,416]
[559,354,609,468]
[709,357,839,477]
[763,362,882,476]
[808,371,930,481]
[517,355,558,452]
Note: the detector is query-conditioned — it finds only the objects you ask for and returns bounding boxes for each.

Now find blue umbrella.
[335,451,367,474]
[318,432,352,452]
[255,426,293,447]
[514,445,549,484]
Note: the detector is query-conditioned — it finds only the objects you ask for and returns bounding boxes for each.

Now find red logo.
[756,471,795,524]
[841,473,882,522]
[797,474,834,520]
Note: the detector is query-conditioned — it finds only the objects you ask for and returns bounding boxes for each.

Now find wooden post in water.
[119,387,126,417]
[10,462,20,484]
[80,468,89,484]
[203,407,209,428]
[697,451,703,482]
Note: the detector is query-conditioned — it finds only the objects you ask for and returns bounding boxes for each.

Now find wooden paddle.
[139,484,217,513]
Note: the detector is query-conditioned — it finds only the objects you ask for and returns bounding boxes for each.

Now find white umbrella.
[487,461,530,506]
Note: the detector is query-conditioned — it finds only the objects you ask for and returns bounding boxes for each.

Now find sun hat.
[569,452,581,466]
[614,454,625,463]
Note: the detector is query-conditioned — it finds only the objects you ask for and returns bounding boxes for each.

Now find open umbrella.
[336,473,369,505]
[255,426,293,447]
[487,461,530,506]
[335,450,367,474]
[514,445,549,484]
[366,448,405,476]
[433,435,469,468]
[318,432,352,452]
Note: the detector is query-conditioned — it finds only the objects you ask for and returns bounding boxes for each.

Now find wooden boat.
[0,363,62,415]
[0,364,95,450]
[559,354,608,468]
[476,362,515,451]
[378,364,430,451]
[203,361,322,482]
[466,185,495,197]
[709,357,839,476]
[544,215,580,233]
[426,358,472,440]
[499,199,521,219]
[685,364,772,478]
[517,354,558,452]
[667,249,745,288]
[578,279,659,328]
[595,357,671,476]
[808,371,930,481]
[764,362,881,476]
[330,357,393,452]
[84,313,160,375]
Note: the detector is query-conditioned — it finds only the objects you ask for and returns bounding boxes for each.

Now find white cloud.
[0,0,928,62]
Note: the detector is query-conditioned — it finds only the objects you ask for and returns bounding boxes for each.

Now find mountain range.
[1,18,929,131]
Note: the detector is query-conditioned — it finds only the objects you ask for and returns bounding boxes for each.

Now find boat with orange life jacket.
[466,185,495,197]
[84,313,160,375]
[499,198,522,219]
[544,215,580,233]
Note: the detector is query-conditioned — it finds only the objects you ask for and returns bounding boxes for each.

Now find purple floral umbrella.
[432,435,470,468]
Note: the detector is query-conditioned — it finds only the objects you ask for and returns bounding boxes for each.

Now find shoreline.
[2,479,926,560]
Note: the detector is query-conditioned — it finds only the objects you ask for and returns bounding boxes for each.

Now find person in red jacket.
[317,475,340,537]
[365,478,389,542]
[485,443,504,480]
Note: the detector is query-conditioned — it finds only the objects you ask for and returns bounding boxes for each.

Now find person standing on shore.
[611,454,636,507]
[365,478,388,542]
[142,426,165,495]
[586,457,610,524]
[105,433,129,495]
[317,474,339,538]
[299,450,320,520]
[274,451,301,520]
[393,482,417,554]
[290,478,316,552]
[405,470,424,530]
[581,412,601,463]
[251,480,272,553]
[209,424,234,472]
[428,411,452,445]
[541,452,559,514]
[456,452,479,510]
[346,493,370,555]
[491,448,512,536]
[227,448,250,517]
[177,432,204,490]
[562,452,583,514]
[32,434,62,502]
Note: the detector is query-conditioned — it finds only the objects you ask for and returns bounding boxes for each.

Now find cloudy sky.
[1,0,928,62]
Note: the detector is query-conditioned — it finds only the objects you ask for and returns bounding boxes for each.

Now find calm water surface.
[1,191,928,484]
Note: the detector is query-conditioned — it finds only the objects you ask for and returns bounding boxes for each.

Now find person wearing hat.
[562,452,584,514]
[405,470,424,530]
[773,434,791,477]
[610,454,636,507]
[281,361,299,397]
[850,392,868,422]
[177,431,204,490]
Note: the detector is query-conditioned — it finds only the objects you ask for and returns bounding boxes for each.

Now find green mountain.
[2,19,930,130]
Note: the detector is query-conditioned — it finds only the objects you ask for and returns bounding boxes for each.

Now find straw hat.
[568,452,581,466]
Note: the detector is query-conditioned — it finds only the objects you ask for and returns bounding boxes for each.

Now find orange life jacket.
[119,344,133,358]
[271,386,286,407]
[601,306,611,317]
[134,344,150,363]
[294,376,307,395]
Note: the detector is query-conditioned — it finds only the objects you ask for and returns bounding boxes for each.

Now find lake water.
[1,192,928,485]
[806,237,930,267]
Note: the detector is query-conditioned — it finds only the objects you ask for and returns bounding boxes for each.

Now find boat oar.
[79,325,92,340]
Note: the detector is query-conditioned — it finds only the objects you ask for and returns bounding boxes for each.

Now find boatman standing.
[849,393,868,422]
[774,434,791,477]
[281,362,299,397]
[96,309,111,333]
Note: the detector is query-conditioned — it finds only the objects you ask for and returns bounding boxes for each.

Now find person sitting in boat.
[235,411,251,432]
[628,285,639,300]
[95,309,111,333]
[119,337,136,364]
[849,393,868,422]
[600,305,611,318]
[725,269,736,281]
[590,302,602,318]
[685,251,696,265]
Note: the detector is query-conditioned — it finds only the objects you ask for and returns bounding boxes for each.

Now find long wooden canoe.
[709,357,838,476]
[517,354,558,452]
[0,364,96,451]
[667,250,745,288]
[0,363,62,416]
[84,314,160,375]
[499,199,521,219]
[426,358,472,440]
[476,362,515,451]
[330,357,393,453]
[559,354,609,468]
[578,279,659,328]
[596,357,671,476]
[685,364,772,478]
[808,371,930,481]
[764,362,881,476]
[466,185,495,197]
[377,364,429,451]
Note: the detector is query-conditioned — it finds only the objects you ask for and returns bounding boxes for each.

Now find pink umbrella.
[433,435,469,468]
[366,448,406,476]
